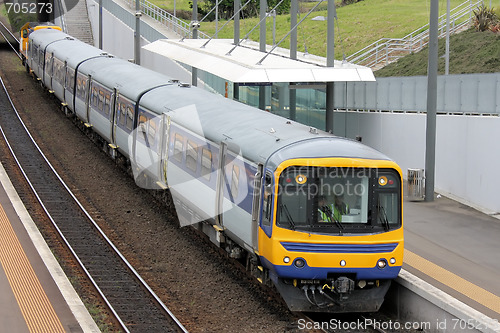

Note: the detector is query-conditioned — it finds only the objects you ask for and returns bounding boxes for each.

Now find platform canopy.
[142,39,375,84]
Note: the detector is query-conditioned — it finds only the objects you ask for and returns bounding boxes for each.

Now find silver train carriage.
[26,28,404,313]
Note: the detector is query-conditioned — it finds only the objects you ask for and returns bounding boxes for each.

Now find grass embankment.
[149,0,467,59]
[375,28,500,76]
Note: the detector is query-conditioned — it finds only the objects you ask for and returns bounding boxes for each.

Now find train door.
[109,88,119,149]
[158,114,170,188]
[62,61,67,102]
[215,141,228,229]
[251,164,264,251]
[84,75,92,124]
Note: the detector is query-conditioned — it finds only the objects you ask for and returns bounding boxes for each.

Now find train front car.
[259,137,403,313]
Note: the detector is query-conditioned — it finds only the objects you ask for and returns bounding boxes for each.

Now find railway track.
[0,21,187,333]
[0,20,20,58]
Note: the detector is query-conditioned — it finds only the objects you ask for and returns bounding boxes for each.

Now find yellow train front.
[258,140,403,313]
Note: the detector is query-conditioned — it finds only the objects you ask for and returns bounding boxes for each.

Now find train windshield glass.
[276,167,401,233]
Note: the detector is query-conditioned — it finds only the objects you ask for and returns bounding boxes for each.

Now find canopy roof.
[142,39,375,84]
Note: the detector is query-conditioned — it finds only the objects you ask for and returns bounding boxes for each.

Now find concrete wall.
[86,0,148,60]
[335,111,500,213]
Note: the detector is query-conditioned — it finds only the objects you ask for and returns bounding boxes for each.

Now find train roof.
[30,29,110,68]
[78,57,173,101]
[29,28,71,49]
[29,29,391,169]
[140,84,392,168]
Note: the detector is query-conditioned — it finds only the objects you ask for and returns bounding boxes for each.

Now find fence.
[124,0,210,39]
[346,0,483,69]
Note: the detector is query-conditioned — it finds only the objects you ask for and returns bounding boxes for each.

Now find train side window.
[77,76,87,100]
[126,106,134,130]
[230,165,240,200]
[201,148,212,180]
[148,120,157,145]
[104,93,111,116]
[66,67,75,92]
[186,141,198,172]
[38,49,44,67]
[173,133,184,162]
[119,103,126,126]
[45,53,52,75]
[98,90,104,112]
[92,87,98,107]
[33,45,38,64]
[138,114,147,136]
[262,173,273,227]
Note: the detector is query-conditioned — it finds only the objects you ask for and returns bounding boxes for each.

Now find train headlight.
[340,260,346,267]
[390,257,396,265]
[283,256,290,264]
[294,258,306,268]
[377,259,387,269]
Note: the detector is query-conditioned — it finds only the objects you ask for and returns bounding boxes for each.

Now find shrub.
[473,4,499,32]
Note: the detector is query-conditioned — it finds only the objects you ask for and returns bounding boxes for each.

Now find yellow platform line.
[0,203,65,333]
[405,249,500,315]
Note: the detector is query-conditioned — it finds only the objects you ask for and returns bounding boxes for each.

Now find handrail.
[126,0,210,39]
[346,0,483,69]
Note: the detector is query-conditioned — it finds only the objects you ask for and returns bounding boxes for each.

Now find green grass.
[375,28,500,76]
[151,0,469,59]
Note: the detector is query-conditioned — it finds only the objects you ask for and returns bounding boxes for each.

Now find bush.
[473,4,499,32]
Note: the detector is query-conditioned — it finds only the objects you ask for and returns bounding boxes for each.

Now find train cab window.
[201,148,212,180]
[126,106,134,130]
[230,165,240,200]
[186,141,198,172]
[173,133,184,162]
[262,173,273,227]
[375,172,401,230]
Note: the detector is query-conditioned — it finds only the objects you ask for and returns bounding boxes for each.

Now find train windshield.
[276,167,401,234]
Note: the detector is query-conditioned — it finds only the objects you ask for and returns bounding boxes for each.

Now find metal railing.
[126,0,210,38]
[346,0,483,69]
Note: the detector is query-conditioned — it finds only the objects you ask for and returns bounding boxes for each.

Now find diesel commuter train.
[22,27,404,312]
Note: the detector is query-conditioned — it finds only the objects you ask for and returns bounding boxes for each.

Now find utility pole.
[134,0,141,65]
[425,0,439,202]
[289,0,298,121]
[258,0,266,111]
[99,0,103,49]
[191,0,199,86]
[325,0,336,133]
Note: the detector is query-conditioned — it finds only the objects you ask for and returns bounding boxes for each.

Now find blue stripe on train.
[280,242,398,253]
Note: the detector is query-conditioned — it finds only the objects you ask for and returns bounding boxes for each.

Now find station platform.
[0,162,99,333]
[403,192,500,322]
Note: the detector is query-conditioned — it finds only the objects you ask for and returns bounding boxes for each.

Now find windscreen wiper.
[280,203,295,230]
[377,204,391,231]
[323,206,344,234]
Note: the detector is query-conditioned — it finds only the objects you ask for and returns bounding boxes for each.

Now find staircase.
[63,0,94,45]
[346,0,483,70]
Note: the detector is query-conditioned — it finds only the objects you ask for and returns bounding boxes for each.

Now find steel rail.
[0,59,188,332]
[0,21,21,59]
